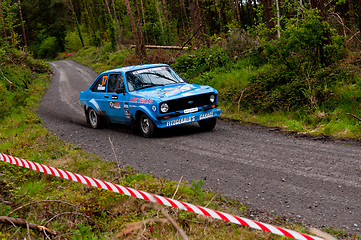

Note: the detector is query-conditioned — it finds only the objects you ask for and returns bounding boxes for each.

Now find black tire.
[198,117,217,131]
[88,108,102,129]
[139,113,157,137]
[85,108,90,124]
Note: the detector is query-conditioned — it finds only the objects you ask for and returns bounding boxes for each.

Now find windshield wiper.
[137,83,164,90]
[142,72,178,83]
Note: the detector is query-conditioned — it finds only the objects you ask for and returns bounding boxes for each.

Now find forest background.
[1,0,361,239]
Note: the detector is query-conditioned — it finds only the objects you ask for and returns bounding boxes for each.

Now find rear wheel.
[198,117,217,131]
[139,113,157,137]
[88,108,102,129]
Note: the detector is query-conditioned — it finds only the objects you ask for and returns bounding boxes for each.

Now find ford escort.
[79,64,222,137]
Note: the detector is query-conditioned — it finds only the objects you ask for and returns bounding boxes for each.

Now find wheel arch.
[134,106,157,123]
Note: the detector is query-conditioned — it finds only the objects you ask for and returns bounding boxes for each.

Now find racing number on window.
[102,76,108,85]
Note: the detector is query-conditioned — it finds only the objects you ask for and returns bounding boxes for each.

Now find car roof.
[101,63,169,75]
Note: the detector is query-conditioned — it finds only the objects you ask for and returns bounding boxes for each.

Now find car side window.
[91,75,108,92]
[107,74,125,93]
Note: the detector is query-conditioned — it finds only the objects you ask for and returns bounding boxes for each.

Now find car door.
[103,73,130,124]
[89,74,109,114]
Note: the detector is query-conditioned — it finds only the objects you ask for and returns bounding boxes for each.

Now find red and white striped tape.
[0,153,324,240]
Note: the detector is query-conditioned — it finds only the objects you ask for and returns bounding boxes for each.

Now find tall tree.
[156,0,165,43]
[140,0,148,44]
[247,0,255,25]
[235,0,242,26]
[309,0,327,17]
[104,0,116,50]
[259,0,276,37]
[0,0,7,41]
[111,0,121,46]
[161,0,170,44]
[133,1,146,58]
[17,0,27,48]
[68,0,84,48]
[124,0,145,59]
[356,0,361,38]
[189,0,208,46]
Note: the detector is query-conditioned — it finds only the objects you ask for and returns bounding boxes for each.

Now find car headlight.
[210,94,215,103]
[160,103,169,113]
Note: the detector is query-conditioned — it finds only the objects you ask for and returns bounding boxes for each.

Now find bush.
[261,9,345,71]
[224,25,260,58]
[0,48,50,120]
[37,36,60,59]
[239,9,346,114]
[172,46,232,79]
[65,30,89,52]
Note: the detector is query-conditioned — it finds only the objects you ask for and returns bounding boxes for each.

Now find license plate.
[184,107,198,114]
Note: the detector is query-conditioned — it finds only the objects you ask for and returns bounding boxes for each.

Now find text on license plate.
[184,107,198,114]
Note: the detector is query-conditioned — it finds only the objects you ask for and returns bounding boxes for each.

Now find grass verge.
[1,47,354,239]
[0,91,308,239]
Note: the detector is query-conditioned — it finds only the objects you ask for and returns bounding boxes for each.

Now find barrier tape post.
[0,153,325,240]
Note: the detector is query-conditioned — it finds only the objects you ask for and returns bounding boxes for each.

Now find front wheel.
[198,117,217,131]
[139,113,157,137]
[88,108,102,129]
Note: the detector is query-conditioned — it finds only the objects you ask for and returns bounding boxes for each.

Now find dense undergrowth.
[0,49,330,240]
[173,10,361,140]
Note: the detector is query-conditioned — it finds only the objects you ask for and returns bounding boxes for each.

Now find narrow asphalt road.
[37,60,361,236]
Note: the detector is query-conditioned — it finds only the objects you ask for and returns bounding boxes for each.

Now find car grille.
[164,93,215,113]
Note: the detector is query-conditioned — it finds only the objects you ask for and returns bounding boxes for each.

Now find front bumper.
[153,107,222,128]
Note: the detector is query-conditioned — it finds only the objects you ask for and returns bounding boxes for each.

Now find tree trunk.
[309,0,327,18]
[69,0,84,48]
[104,0,111,15]
[17,0,27,48]
[356,0,361,38]
[9,3,15,47]
[156,1,165,44]
[189,0,208,46]
[235,0,242,25]
[161,0,170,44]
[239,0,246,26]
[124,0,144,59]
[0,0,7,41]
[133,1,146,58]
[179,0,186,17]
[260,0,276,38]
[229,0,237,22]
[104,0,116,50]
[140,0,148,44]
[178,0,188,30]
[217,0,228,31]
[275,0,280,38]
[111,0,121,46]
[247,0,255,25]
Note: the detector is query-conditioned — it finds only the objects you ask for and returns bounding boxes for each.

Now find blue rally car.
[79,64,222,137]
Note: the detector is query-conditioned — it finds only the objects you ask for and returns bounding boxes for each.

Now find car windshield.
[126,66,184,91]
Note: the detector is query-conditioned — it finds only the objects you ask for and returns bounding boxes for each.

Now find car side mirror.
[116,88,125,94]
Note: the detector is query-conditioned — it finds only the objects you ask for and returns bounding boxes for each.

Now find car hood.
[134,83,215,100]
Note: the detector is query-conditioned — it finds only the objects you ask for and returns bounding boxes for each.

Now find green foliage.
[172,46,232,79]
[262,9,345,70]
[191,179,205,197]
[0,1,19,48]
[65,28,90,52]
[37,36,61,59]
[240,9,346,114]
[224,24,260,57]
[0,48,50,120]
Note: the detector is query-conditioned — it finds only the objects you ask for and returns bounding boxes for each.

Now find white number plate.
[184,107,198,114]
